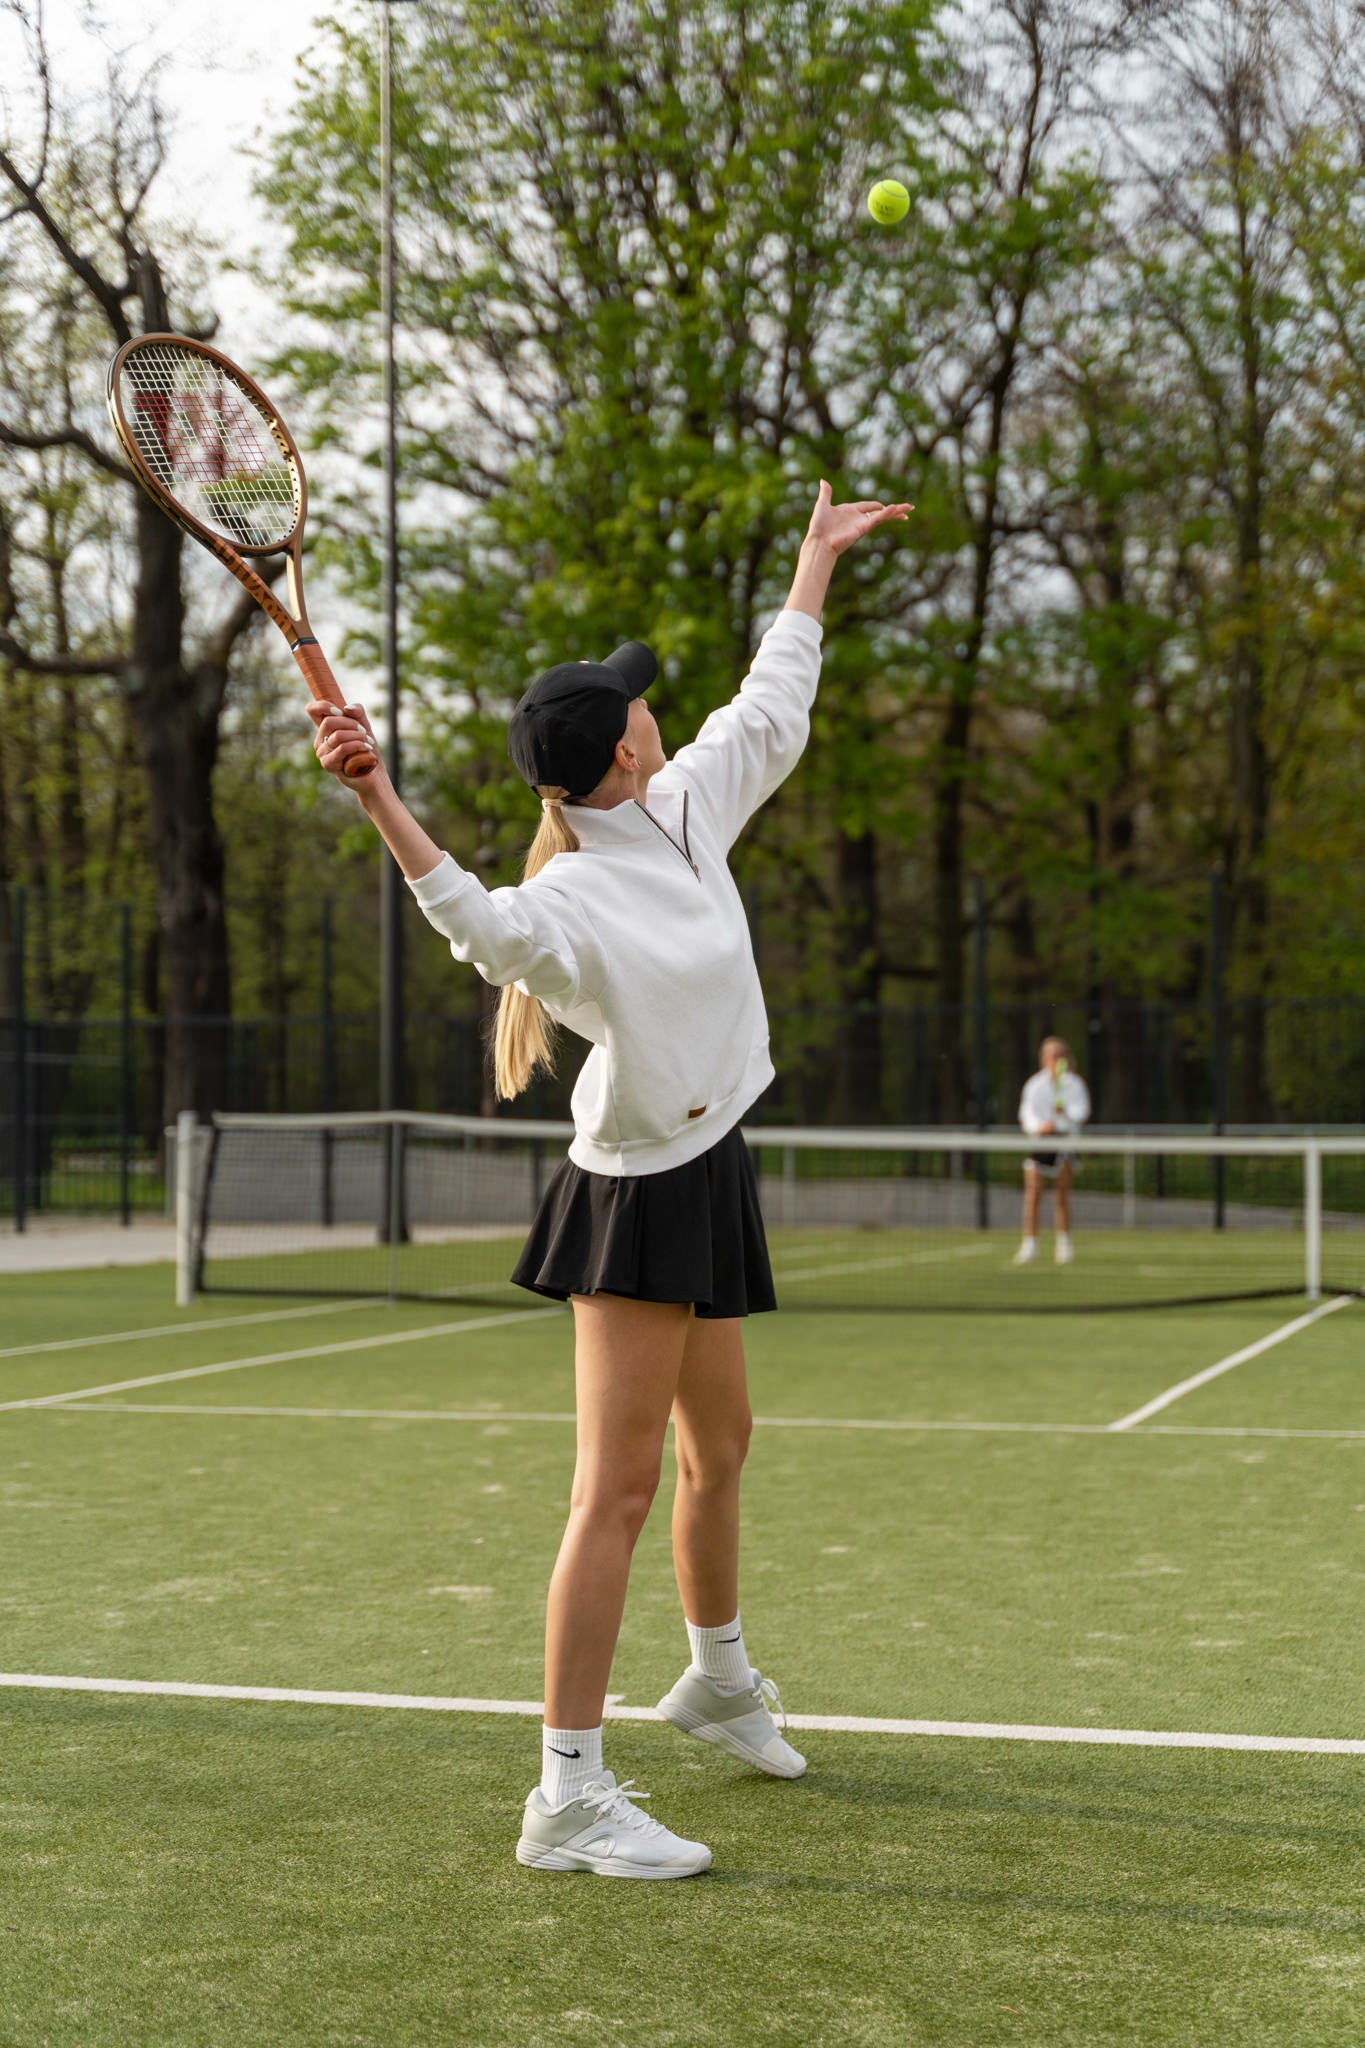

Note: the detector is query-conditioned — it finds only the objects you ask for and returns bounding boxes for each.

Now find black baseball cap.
[508,641,658,798]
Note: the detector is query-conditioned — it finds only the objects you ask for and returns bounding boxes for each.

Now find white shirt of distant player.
[1018,1066,1092,1139]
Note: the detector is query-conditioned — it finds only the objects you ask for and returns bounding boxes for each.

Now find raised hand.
[308,698,388,785]
[805,478,913,556]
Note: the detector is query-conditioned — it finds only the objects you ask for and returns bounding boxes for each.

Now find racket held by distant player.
[105,332,376,777]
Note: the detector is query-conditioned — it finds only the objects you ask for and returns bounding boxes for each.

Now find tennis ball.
[868,179,910,226]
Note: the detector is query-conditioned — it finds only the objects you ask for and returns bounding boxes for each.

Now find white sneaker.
[1055,1237,1074,1265]
[657,1667,807,1778]
[515,1771,711,1879]
[1012,1240,1037,1266]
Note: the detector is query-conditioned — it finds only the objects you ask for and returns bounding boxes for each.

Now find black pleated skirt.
[510,1120,776,1319]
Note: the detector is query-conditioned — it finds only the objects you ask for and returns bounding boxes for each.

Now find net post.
[783,1143,796,1227]
[1123,1140,1136,1228]
[175,1109,200,1307]
[1304,1141,1322,1302]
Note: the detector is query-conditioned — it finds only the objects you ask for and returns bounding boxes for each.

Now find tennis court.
[3,1257,1362,2046]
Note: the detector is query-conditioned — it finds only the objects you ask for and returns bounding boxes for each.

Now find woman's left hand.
[805,479,913,556]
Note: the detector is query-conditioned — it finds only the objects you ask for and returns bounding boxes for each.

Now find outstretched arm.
[785,480,912,620]
[670,481,913,846]
[308,700,602,1003]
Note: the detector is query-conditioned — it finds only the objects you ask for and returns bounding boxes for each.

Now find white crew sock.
[1056,1232,1072,1259]
[686,1613,752,1693]
[540,1725,603,1807]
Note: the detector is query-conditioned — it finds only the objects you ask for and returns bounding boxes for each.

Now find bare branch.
[0,142,132,339]
[0,627,124,677]
[0,419,134,481]
[201,572,282,673]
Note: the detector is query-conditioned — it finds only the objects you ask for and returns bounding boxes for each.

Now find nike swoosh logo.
[547,1745,581,1758]
[720,1634,741,1644]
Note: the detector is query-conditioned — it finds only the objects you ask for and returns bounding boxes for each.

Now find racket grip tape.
[293,638,377,780]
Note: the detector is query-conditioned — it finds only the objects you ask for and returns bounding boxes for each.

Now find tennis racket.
[106,333,376,778]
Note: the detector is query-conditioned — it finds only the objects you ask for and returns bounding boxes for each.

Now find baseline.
[0,1306,564,1414]
[1,1671,1360,1756]
[1108,1296,1354,1432]
[28,1401,1365,1443]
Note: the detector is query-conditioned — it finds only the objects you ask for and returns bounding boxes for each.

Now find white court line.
[31,1402,1365,1444]
[1109,1296,1355,1432]
[1,1670,1361,1755]
[0,1307,564,1414]
[0,1298,382,1362]
[772,1243,999,1284]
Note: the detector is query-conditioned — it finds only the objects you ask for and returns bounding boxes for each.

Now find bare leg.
[670,1316,753,1628]
[1021,1164,1042,1237]
[1054,1159,1074,1235]
[543,1293,690,1729]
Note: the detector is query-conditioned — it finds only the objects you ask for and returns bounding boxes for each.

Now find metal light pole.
[378,0,412,1242]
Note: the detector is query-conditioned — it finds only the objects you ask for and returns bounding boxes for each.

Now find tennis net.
[175,1111,1365,1312]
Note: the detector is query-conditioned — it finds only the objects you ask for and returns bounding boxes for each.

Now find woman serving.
[309,482,911,1879]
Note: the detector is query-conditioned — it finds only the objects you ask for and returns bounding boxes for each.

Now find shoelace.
[579,1778,664,1836]
[754,1671,787,1732]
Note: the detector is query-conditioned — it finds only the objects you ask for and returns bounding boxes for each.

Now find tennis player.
[1014,1036,1092,1266]
[308,481,911,1879]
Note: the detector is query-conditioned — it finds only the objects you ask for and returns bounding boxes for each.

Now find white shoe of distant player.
[1055,1236,1074,1265]
[515,1771,711,1879]
[1012,1239,1037,1266]
[657,1667,807,1779]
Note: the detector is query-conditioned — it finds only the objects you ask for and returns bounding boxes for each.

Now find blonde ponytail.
[493,789,581,1099]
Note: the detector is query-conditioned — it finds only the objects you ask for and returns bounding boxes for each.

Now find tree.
[259,0,950,1118]
[0,1,268,1122]
[1110,0,1326,1113]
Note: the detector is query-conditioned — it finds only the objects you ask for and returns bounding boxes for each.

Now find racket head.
[107,335,306,556]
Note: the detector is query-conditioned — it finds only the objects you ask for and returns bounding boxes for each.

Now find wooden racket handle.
[293,638,377,780]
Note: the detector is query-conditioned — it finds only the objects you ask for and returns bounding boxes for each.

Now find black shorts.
[510,1120,776,1319]
[1026,1152,1074,1178]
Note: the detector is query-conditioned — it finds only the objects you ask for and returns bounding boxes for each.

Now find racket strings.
[119,343,299,549]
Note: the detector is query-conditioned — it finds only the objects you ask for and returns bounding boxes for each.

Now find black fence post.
[13,886,27,1234]
[1210,871,1227,1230]
[119,903,133,1227]
[320,895,335,1228]
[973,876,989,1230]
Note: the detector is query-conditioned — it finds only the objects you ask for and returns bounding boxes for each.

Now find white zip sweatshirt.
[1018,1068,1092,1139]
[407,607,823,1175]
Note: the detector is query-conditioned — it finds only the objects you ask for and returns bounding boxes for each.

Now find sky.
[2,0,360,346]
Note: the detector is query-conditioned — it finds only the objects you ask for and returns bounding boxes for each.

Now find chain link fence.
[3,880,1364,1223]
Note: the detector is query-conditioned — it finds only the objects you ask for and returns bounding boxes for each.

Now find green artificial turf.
[1,1264,1362,2045]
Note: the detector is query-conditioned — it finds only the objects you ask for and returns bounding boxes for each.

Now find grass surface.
[2,1262,1363,2045]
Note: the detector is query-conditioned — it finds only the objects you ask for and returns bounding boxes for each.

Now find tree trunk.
[123,491,232,1125]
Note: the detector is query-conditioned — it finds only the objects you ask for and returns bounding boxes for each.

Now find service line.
[1108,1296,1355,1432]
[0,1307,564,1414]
[0,1297,381,1363]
